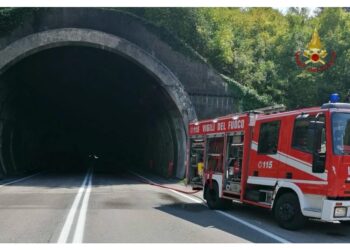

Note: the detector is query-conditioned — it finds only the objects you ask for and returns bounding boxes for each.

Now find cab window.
[258,121,280,154]
[292,114,326,154]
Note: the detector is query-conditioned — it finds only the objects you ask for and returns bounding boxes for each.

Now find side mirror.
[311,121,326,173]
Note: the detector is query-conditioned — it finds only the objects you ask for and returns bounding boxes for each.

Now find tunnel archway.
[0,28,196,178]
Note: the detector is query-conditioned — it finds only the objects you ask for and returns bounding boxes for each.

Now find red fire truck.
[187,102,350,230]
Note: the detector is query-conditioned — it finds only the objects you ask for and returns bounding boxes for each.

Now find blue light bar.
[330,93,340,103]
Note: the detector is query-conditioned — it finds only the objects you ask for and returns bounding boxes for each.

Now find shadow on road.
[155,197,350,243]
[154,201,276,243]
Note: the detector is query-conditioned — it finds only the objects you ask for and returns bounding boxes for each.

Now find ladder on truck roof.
[248,104,286,115]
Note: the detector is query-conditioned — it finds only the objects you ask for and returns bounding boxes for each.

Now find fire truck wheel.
[274,192,306,230]
[205,182,231,210]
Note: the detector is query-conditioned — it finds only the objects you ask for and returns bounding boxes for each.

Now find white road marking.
[0,172,42,189]
[72,170,93,243]
[215,211,290,243]
[133,172,291,243]
[169,189,204,204]
[57,169,91,243]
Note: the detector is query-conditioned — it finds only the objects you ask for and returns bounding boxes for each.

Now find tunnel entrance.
[0,45,186,178]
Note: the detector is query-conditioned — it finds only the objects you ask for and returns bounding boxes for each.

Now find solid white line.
[57,169,91,244]
[215,211,290,243]
[133,172,291,243]
[170,189,290,243]
[0,172,42,188]
[72,170,93,243]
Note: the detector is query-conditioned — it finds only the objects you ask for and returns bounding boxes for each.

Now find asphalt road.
[0,169,349,243]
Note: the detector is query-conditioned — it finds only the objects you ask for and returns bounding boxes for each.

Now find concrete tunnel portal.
[0,29,196,179]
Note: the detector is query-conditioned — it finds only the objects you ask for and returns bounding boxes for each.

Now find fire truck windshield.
[332,112,350,155]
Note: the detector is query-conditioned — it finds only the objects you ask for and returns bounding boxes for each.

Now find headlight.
[334,207,347,218]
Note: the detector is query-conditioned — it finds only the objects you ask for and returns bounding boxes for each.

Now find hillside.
[123,7,350,109]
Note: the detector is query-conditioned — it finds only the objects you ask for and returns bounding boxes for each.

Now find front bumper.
[321,200,350,221]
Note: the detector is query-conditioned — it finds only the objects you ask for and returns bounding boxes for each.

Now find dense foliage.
[125,8,350,109]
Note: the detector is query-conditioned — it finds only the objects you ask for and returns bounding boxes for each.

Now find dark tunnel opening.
[0,46,182,178]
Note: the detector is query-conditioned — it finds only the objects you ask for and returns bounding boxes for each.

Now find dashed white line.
[132,172,291,243]
[57,169,91,243]
[73,170,93,243]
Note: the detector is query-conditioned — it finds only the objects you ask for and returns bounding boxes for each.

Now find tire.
[340,221,350,226]
[274,192,306,230]
[205,182,231,210]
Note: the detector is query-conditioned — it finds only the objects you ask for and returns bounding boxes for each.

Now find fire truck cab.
[187,102,350,230]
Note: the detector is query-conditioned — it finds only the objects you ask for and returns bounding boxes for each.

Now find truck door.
[287,113,327,185]
[249,120,281,185]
